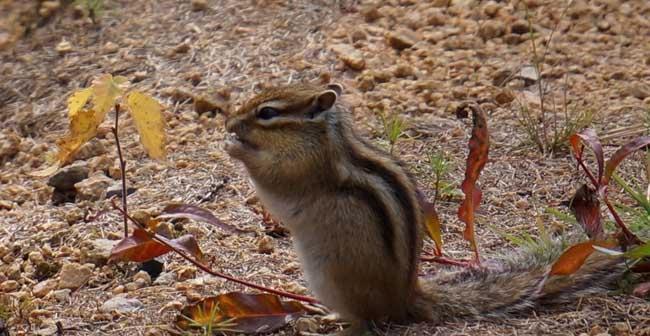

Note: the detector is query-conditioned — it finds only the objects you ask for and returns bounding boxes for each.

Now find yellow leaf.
[91,74,123,124]
[423,202,443,256]
[113,75,129,86]
[56,108,101,164]
[126,91,166,160]
[29,163,61,177]
[67,88,92,118]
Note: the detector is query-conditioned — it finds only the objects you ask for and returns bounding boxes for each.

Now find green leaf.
[626,243,650,259]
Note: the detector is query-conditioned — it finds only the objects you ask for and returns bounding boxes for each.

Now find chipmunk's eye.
[257,107,280,120]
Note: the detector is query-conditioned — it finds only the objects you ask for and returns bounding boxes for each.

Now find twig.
[421,255,477,269]
[110,200,318,304]
[576,156,599,188]
[602,196,643,246]
[111,103,129,237]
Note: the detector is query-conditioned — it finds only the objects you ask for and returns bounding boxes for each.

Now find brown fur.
[224,83,623,334]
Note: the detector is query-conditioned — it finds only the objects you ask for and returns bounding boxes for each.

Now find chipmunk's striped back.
[331,110,422,293]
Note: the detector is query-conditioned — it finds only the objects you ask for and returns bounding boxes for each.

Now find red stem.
[421,255,476,268]
[603,196,643,245]
[575,154,599,188]
[110,200,318,304]
[112,104,129,237]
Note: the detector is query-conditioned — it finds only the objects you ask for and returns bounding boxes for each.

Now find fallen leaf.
[177,292,306,334]
[126,90,167,160]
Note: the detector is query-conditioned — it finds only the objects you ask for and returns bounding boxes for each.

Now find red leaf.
[631,260,650,273]
[177,292,306,334]
[456,104,489,261]
[569,129,604,184]
[550,240,617,276]
[158,234,205,264]
[110,229,171,262]
[632,282,650,297]
[602,136,650,186]
[569,184,603,239]
[110,229,204,263]
[159,204,249,234]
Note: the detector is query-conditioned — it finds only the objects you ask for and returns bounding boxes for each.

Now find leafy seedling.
[419,103,489,269]
[378,112,406,155]
[74,0,105,24]
[429,152,456,204]
[550,129,649,276]
[457,104,489,264]
[33,73,166,174]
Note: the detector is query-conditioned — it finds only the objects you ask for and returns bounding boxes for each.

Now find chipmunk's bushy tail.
[411,239,624,323]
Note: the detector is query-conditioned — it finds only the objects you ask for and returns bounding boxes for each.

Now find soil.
[1,0,649,335]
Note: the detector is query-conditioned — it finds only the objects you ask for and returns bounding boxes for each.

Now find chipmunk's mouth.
[224,132,257,156]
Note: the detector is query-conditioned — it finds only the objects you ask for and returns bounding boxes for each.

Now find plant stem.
[110,200,318,304]
[576,156,599,188]
[526,8,547,154]
[112,103,129,237]
[420,255,477,268]
[603,196,643,246]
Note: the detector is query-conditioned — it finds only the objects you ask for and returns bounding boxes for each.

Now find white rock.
[100,296,143,313]
[153,272,176,285]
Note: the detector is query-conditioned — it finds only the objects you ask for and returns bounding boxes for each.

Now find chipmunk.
[223,83,623,335]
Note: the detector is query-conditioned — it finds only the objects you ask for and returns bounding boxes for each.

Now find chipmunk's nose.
[225,116,239,133]
[225,115,248,137]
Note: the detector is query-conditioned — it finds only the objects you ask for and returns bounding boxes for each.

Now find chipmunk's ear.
[307,85,341,118]
[313,89,338,114]
[326,83,343,96]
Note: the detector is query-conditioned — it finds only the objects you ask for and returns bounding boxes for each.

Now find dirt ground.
[1,0,649,335]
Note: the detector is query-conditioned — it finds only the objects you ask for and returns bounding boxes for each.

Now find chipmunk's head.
[224,83,344,186]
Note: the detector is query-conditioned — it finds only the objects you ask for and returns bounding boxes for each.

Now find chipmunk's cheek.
[224,133,258,160]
